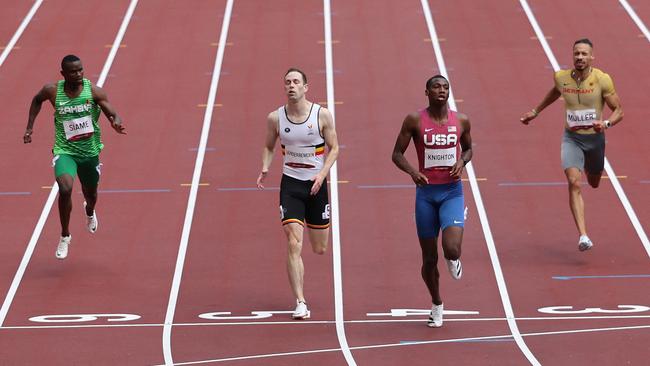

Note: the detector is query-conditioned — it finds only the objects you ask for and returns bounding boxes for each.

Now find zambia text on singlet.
[278,103,325,181]
[414,108,461,184]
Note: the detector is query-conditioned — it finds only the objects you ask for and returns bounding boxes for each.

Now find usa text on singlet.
[278,103,325,181]
[414,108,461,184]
[53,78,103,157]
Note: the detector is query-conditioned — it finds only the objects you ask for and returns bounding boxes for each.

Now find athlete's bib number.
[284,145,316,169]
[566,109,597,129]
[424,146,456,168]
[63,116,94,141]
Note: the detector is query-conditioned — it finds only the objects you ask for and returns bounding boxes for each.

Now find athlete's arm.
[520,86,561,125]
[24,84,56,144]
[92,85,126,134]
[310,108,339,195]
[450,113,472,179]
[392,113,428,186]
[593,93,623,132]
[257,111,279,189]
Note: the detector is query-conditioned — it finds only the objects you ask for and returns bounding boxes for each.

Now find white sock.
[579,235,590,243]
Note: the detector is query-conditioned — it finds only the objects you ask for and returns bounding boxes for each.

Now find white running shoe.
[428,303,443,328]
[56,235,71,260]
[84,201,98,233]
[578,235,593,251]
[292,300,310,319]
[446,258,462,280]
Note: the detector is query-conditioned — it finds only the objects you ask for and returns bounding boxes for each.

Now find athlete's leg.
[308,228,329,255]
[439,183,464,261]
[419,237,441,305]
[284,222,306,302]
[586,173,601,188]
[53,155,78,237]
[81,184,98,215]
[441,226,463,261]
[565,167,587,236]
[56,174,74,237]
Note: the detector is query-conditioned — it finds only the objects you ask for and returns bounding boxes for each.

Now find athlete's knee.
[566,176,582,191]
[58,183,73,197]
[587,174,601,188]
[312,242,328,255]
[287,237,303,256]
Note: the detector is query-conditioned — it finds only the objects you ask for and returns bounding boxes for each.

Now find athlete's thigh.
[561,132,585,171]
[438,182,464,231]
[280,175,308,226]
[415,185,440,239]
[77,155,101,188]
[583,134,605,175]
[305,178,330,230]
[53,154,78,179]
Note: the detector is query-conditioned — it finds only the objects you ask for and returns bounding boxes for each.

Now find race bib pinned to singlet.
[284,145,317,169]
[424,146,456,169]
[566,109,597,129]
[63,116,94,141]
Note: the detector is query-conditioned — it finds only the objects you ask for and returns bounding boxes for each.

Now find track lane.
[0,1,229,364]
[168,1,348,364]
[424,0,650,364]
[330,1,532,364]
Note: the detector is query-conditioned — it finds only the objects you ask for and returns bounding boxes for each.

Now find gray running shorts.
[561,129,606,175]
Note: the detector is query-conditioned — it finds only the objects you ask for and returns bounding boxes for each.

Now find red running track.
[0,1,648,365]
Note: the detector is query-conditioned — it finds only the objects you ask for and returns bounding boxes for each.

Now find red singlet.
[414,108,461,184]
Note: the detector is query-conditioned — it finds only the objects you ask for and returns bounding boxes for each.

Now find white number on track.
[29,313,141,323]
[538,305,650,315]
[198,311,295,320]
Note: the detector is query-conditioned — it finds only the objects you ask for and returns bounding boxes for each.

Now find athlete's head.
[425,75,450,104]
[284,68,308,101]
[60,54,84,85]
[572,38,594,71]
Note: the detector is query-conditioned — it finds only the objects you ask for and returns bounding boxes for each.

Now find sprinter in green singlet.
[24,55,126,260]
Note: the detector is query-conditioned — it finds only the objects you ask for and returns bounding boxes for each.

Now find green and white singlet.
[53,78,103,157]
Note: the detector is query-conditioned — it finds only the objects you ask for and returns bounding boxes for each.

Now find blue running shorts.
[415,181,464,239]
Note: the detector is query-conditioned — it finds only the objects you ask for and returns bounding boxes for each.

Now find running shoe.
[428,303,443,328]
[578,235,593,251]
[292,300,310,319]
[56,235,71,260]
[446,258,462,280]
[84,201,98,233]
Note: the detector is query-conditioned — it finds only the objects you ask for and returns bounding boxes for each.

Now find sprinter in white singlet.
[257,68,340,320]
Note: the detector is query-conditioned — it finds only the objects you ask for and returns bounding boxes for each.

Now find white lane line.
[323,1,356,365]
[519,0,650,259]
[0,0,43,68]
[0,0,139,328]
[153,323,650,365]
[419,1,541,365]
[619,0,650,42]
[161,1,234,365]
[4,313,650,330]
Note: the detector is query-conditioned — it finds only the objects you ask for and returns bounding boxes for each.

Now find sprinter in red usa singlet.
[392,75,473,328]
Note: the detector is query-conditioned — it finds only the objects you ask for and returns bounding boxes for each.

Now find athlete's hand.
[410,172,429,186]
[450,160,465,179]
[256,171,268,189]
[520,110,537,125]
[23,130,33,144]
[310,174,325,195]
[110,115,127,134]
[592,120,605,133]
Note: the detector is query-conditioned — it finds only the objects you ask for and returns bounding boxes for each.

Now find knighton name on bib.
[425,146,456,169]
[566,108,597,129]
[64,115,94,141]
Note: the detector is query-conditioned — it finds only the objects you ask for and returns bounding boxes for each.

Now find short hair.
[573,38,593,48]
[61,54,81,70]
[285,67,307,84]
[425,74,448,89]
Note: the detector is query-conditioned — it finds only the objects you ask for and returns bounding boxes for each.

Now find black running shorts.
[279,174,330,229]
